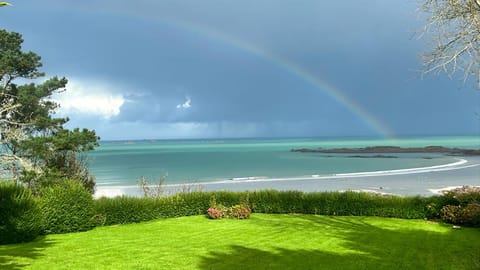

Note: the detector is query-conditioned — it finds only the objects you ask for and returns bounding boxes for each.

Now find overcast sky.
[2,1,479,140]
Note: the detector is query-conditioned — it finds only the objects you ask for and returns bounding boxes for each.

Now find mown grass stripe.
[1,214,479,270]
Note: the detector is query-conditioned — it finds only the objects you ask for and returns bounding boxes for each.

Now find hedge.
[94,190,434,225]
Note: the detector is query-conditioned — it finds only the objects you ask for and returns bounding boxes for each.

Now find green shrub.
[0,181,43,244]
[425,201,441,219]
[39,180,95,234]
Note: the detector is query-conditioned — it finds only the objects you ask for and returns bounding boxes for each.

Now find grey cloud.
[4,1,479,139]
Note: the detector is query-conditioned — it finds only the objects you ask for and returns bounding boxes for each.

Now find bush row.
[249,190,430,218]
[94,189,479,226]
[0,180,95,244]
[0,182,43,244]
[94,193,208,226]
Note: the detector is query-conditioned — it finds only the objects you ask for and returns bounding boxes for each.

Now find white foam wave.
[333,158,469,177]
[210,158,478,184]
[230,176,267,181]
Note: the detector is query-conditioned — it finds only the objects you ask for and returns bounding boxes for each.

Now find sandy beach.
[95,156,480,198]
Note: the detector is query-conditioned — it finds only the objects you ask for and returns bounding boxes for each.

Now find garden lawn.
[1,214,479,270]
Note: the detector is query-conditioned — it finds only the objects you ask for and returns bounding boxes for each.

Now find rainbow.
[118,12,394,137]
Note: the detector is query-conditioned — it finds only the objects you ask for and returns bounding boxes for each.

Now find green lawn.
[1,214,479,270]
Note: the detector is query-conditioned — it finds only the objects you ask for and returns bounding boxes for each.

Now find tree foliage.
[0,29,99,192]
[420,0,480,88]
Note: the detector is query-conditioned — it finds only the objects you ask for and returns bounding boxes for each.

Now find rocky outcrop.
[291,146,480,155]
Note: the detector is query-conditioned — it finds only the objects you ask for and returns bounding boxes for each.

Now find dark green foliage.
[19,128,99,194]
[207,192,241,208]
[39,180,95,234]
[0,29,43,79]
[94,196,159,225]
[249,190,305,213]
[1,29,99,192]
[0,181,43,244]
[248,190,428,218]
[95,193,210,226]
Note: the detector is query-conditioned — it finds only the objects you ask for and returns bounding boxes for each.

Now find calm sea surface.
[88,136,480,187]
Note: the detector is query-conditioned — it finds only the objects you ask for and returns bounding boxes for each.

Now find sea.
[89,136,480,189]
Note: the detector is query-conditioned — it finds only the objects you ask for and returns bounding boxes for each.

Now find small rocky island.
[291,146,480,156]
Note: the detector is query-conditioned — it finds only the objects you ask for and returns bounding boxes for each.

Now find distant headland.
[291,146,480,156]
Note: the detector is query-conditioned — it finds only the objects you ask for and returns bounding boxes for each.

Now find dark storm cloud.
[2,1,479,139]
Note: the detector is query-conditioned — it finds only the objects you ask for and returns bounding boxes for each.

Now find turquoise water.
[88,136,480,186]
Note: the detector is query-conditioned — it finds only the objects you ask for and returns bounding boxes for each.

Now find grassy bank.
[1,214,479,269]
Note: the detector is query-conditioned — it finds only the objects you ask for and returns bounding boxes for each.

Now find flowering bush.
[206,204,251,219]
[228,205,252,219]
[440,205,462,224]
[460,203,480,227]
[440,203,480,227]
[441,186,480,206]
[207,207,225,219]
[437,186,480,227]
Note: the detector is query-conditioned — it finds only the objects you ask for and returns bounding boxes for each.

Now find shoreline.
[95,156,480,198]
